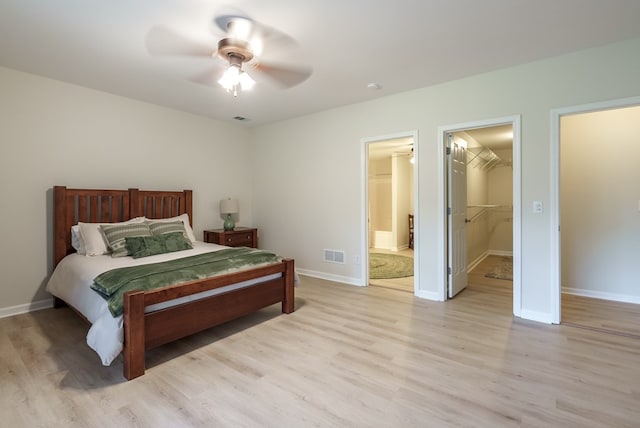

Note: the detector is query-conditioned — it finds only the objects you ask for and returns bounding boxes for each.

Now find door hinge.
[447,266,452,275]
[447,207,452,215]
[446,147,451,155]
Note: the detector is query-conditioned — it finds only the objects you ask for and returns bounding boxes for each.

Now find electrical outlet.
[353,255,360,265]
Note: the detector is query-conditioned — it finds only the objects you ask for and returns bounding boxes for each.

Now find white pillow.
[78,217,146,256]
[71,225,86,255]
[144,213,196,243]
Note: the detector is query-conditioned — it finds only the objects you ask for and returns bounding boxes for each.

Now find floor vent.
[324,249,345,264]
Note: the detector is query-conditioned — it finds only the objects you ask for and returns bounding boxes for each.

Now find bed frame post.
[282,259,295,314]
[53,186,68,266]
[184,190,193,226]
[123,290,146,380]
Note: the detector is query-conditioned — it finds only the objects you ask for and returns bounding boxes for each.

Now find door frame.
[361,130,419,292]
[549,96,640,323]
[437,115,522,316]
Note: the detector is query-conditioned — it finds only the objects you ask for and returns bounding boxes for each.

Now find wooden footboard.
[123,258,295,380]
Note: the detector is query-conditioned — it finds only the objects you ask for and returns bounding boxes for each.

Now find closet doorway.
[362,132,417,294]
[439,116,521,315]
[551,101,640,334]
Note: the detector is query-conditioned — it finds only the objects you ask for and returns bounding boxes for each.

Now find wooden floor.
[469,255,640,338]
[562,293,640,338]
[2,274,640,427]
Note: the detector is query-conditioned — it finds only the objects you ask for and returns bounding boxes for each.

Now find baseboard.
[296,269,364,286]
[391,244,410,252]
[562,287,640,305]
[415,289,443,301]
[0,298,53,319]
[519,308,553,324]
[487,250,513,257]
[467,252,488,272]
[467,250,513,272]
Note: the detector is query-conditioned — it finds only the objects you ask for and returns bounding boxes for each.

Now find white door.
[448,134,467,297]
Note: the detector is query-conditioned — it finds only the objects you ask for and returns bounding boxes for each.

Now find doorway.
[551,99,640,332]
[361,131,418,294]
[438,116,522,315]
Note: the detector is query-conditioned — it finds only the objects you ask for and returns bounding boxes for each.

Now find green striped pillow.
[147,220,189,240]
[100,223,152,257]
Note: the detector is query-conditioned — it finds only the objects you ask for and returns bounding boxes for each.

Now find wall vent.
[324,249,345,264]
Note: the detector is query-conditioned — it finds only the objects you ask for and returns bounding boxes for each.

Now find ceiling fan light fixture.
[218,64,240,90]
[218,64,255,96]
[217,42,256,96]
[239,71,255,90]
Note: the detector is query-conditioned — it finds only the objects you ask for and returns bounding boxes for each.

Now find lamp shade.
[219,198,239,214]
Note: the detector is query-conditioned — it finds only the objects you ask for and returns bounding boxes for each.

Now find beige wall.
[249,36,640,320]
[560,106,640,300]
[392,153,412,250]
[368,157,392,249]
[0,66,252,314]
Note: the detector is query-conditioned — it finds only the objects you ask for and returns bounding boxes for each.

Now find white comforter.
[46,242,281,366]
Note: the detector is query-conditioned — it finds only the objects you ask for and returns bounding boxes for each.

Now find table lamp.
[220,198,239,231]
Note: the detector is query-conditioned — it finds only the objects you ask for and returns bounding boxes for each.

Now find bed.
[48,186,295,380]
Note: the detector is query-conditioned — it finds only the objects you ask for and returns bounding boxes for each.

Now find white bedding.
[46,242,282,366]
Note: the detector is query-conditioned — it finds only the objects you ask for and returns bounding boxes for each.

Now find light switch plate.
[533,200,543,213]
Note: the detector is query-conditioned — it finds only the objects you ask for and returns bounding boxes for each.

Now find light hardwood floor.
[2,274,640,427]
[469,255,640,339]
[562,293,640,338]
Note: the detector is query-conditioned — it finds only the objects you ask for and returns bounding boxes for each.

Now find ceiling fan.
[145,14,312,97]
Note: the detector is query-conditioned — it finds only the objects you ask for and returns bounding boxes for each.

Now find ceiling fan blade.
[189,65,226,87]
[214,14,298,50]
[146,25,215,57]
[252,61,312,89]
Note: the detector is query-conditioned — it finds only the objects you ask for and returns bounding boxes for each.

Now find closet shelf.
[467,146,511,170]
[466,205,512,222]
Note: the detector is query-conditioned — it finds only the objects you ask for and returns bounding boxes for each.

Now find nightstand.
[203,227,258,248]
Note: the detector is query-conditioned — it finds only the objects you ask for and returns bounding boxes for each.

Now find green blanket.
[91,248,282,317]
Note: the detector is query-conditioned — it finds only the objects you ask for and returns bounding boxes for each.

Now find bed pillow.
[125,232,193,259]
[99,222,152,257]
[71,225,85,254]
[146,220,189,241]
[144,213,196,243]
[78,217,146,256]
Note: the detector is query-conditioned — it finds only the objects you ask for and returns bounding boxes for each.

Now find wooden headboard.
[54,186,193,266]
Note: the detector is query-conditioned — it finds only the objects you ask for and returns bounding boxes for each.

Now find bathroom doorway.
[362,132,417,294]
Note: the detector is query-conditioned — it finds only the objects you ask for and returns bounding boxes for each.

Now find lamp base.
[223,214,235,231]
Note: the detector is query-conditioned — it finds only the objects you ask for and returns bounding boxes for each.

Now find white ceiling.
[2,1,640,127]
